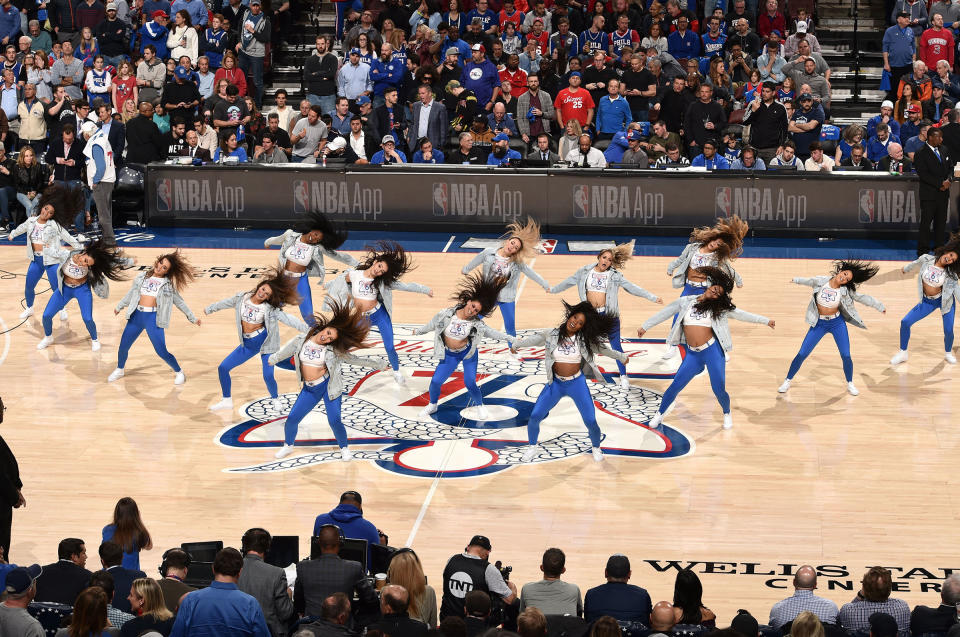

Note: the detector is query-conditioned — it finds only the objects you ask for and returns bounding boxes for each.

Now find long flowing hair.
[689,216,748,262]
[68,587,109,637]
[557,301,617,355]
[149,249,196,292]
[452,273,506,317]
[387,550,428,620]
[358,241,413,288]
[39,182,86,229]
[130,578,173,621]
[295,210,349,251]
[252,267,300,307]
[673,569,706,625]
[832,259,878,292]
[692,266,736,318]
[306,301,372,354]
[109,497,152,554]
[82,239,129,288]
[934,232,960,277]
[501,217,542,262]
[599,240,634,270]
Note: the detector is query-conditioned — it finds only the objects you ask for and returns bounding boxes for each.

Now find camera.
[494,560,512,581]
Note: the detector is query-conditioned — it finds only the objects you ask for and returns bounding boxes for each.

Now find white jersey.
[922,263,946,290]
[82,127,116,187]
[240,293,267,325]
[443,315,474,341]
[63,258,88,280]
[140,276,167,297]
[29,220,46,244]
[690,249,718,270]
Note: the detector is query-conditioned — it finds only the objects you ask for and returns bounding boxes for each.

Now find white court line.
[404,441,457,547]
[513,257,535,302]
[0,317,8,366]
[442,236,455,253]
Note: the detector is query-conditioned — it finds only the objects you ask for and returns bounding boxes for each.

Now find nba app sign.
[216,330,693,478]
[292,179,383,220]
[572,185,664,222]
[432,182,523,220]
[858,188,921,223]
[715,186,807,227]
[155,177,245,216]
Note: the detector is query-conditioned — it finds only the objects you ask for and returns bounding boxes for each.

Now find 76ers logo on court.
[216,329,694,478]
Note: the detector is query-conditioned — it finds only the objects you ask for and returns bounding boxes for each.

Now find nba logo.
[156,178,172,212]
[293,180,309,214]
[432,183,448,216]
[858,189,875,223]
[572,186,589,218]
[714,187,731,215]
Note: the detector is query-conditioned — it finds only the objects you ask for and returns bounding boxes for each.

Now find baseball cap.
[795,20,808,32]
[446,47,461,57]
[355,95,371,105]
[605,554,630,578]
[492,132,510,142]
[731,610,759,637]
[473,112,487,123]
[151,9,167,18]
[349,47,361,55]
[381,135,395,145]
[799,92,813,101]
[897,10,910,17]
[5,565,42,595]
[771,29,781,37]
[250,0,262,5]
[106,1,117,9]
[907,103,921,113]
[445,79,461,92]
[80,121,98,135]
[869,613,898,637]
[933,78,945,89]
[174,65,190,80]
[569,71,582,78]
[471,43,485,53]
[327,136,346,151]
[626,129,642,141]
[881,99,894,109]
[468,535,492,550]
[533,17,543,24]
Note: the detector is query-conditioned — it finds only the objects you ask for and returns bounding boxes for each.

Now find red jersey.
[554,87,595,126]
[499,67,529,97]
[526,30,550,54]
[499,8,525,28]
[920,27,955,71]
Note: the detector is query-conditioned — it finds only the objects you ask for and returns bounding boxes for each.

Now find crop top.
[690,249,718,269]
[140,276,167,297]
[815,285,841,310]
[350,270,378,301]
[284,240,314,267]
[63,258,88,280]
[240,293,267,324]
[683,303,713,327]
[29,221,45,244]
[586,269,610,293]
[299,339,328,368]
[443,315,474,340]
[553,336,582,364]
[491,254,513,278]
[922,263,946,289]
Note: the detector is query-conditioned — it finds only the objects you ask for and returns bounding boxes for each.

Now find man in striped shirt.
[768,565,840,629]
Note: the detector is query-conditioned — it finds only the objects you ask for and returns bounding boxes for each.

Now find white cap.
[327,136,346,151]
[795,20,807,32]
[80,121,98,135]
[881,99,894,110]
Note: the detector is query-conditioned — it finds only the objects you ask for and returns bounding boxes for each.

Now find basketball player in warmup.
[549,241,662,388]
[461,218,551,339]
[638,267,774,431]
[269,302,388,460]
[263,211,358,325]
[205,268,308,412]
[511,301,629,463]
[663,216,748,359]
[890,233,960,365]
[777,260,885,397]
[323,241,433,386]
[109,250,201,384]
[413,274,512,420]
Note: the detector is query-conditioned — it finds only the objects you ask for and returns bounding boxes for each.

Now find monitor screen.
[266,536,300,568]
[369,544,397,576]
[181,541,223,563]
[183,561,215,588]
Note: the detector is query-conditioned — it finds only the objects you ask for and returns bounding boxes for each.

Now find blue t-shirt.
[487,148,522,165]
[103,524,142,571]
[790,104,824,155]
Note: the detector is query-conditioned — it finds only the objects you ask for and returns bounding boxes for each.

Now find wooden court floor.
[1,243,958,621]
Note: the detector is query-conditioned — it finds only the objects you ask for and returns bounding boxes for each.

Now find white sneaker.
[418,403,438,418]
[724,352,731,362]
[847,382,859,396]
[890,350,909,365]
[393,370,406,385]
[76,233,88,242]
[36,335,53,350]
[475,405,490,420]
[648,411,663,429]
[508,350,523,362]
[618,375,630,388]
[341,447,352,462]
[947,352,958,364]
[777,379,791,393]
[660,345,677,360]
[90,339,101,351]
[210,397,234,411]
[722,413,733,430]
[274,444,294,459]
[591,447,604,462]
[521,444,541,462]
[59,309,68,322]
[18,306,33,319]
[107,368,124,382]
[174,371,186,385]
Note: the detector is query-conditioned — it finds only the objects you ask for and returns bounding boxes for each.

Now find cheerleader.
[549,241,662,387]
[37,239,129,351]
[511,301,629,463]
[109,250,201,384]
[663,216,747,359]
[205,268,308,411]
[777,260,885,396]
[7,184,85,320]
[413,274,513,420]
[890,235,960,365]
[637,267,774,431]
[268,302,388,460]
[263,211,358,325]
[461,218,550,337]
[85,55,112,106]
[324,241,433,386]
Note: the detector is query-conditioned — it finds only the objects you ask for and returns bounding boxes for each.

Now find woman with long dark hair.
[638,267,774,430]
[777,260,884,396]
[55,587,113,637]
[672,569,716,627]
[205,268,308,411]
[550,241,662,387]
[37,239,129,351]
[269,302,387,460]
[109,250,200,384]
[102,497,153,571]
[14,146,49,219]
[263,211,358,324]
[413,274,512,420]
[891,234,960,365]
[461,218,550,338]
[324,241,433,385]
[511,301,629,462]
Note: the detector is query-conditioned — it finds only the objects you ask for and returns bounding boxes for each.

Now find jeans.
[658,339,729,415]
[899,295,956,352]
[102,54,127,68]
[283,377,347,447]
[17,192,39,218]
[24,254,59,308]
[238,51,264,108]
[216,330,279,398]
[606,316,627,375]
[0,185,15,225]
[117,309,182,372]
[306,94,336,114]
[526,373,601,447]
[428,347,483,405]
[786,315,853,382]
[42,282,97,339]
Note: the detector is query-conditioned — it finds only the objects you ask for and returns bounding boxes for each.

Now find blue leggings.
[607,316,627,375]
[42,283,97,338]
[25,255,59,308]
[900,296,956,352]
[428,347,483,405]
[658,339,729,415]
[787,316,853,382]
[526,374,601,447]
[117,310,181,372]
[216,330,278,398]
[283,377,346,447]
[498,301,516,337]
[293,275,316,326]
[367,305,400,370]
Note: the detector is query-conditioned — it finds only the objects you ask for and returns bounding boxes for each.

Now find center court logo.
[216,330,693,478]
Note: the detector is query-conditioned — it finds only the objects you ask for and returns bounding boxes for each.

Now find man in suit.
[178,129,212,162]
[368,585,429,637]
[96,103,125,168]
[125,101,168,164]
[34,538,93,604]
[407,84,449,155]
[99,541,145,614]
[237,528,296,637]
[915,127,953,256]
[0,397,24,564]
[294,525,366,618]
[941,108,960,157]
[525,133,560,163]
[910,574,960,635]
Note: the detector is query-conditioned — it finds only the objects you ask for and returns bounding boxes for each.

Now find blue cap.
[569,71,582,78]
[5,565,42,595]
[349,47,362,55]
[492,132,510,142]
[174,65,190,79]
[626,130,641,141]
[355,95,371,105]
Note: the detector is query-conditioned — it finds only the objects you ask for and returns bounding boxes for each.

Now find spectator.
[684,83,726,153]
[802,141,835,172]
[617,129,649,166]
[692,139,731,169]
[867,122,900,162]
[732,145,767,170]
[868,100,901,139]
[726,18,761,57]
[756,40,785,82]
[412,137,444,163]
[370,585,429,637]
[237,528,295,637]
[270,89,294,133]
[370,42,402,108]
[301,37,338,114]
[81,119,115,244]
[345,9,381,49]
[519,548,582,616]
[97,541,145,614]
[294,525,367,618]
[17,83,45,154]
[75,0,105,33]
[329,96,352,134]
[667,14,699,59]
[237,0,268,107]
[878,141,913,173]
[517,608,547,637]
[518,38,541,75]
[594,77,630,137]
[839,567,911,636]
[157,548,195,613]
[768,139,805,169]
[486,100,517,137]
[486,131,521,165]
[899,99,922,133]
[50,40,84,100]
[136,44,166,103]
[312,491,382,563]
[200,15,227,68]
[565,132,607,166]
[911,574,960,636]
[554,71,594,128]
[462,590,492,636]
[654,140,690,167]
[300,593,353,637]
[213,129,248,162]
[337,48,372,103]
[136,11,170,59]
[166,10,197,64]
[54,586,115,637]
[673,570,716,628]
[448,130,484,163]
[88,570,135,628]
[899,61,932,102]
[639,118,679,162]
[903,119,930,160]
[180,128,212,160]
[125,100,166,163]
[0,565,44,637]
[923,80,954,122]
[384,549,436,628]
[732,610,761,637]
[27,20,51,53]
[657,75,691,133]
[461,43,499,111]
[0,142,15,229]
[839,143,874,169]
[932,60,960,100]
[409,83,448,152]
[169,548,271,637]
[121,577,175,637]
[742,80,787,163]
[784,23,820,58]
[788,93,823,160]
[95,2,126,67]
[161,64,201,124]
[920,13,954,72]
[35,537,92,604]
[584,554,651,623]
[870,614,902,637]
[213,83,250,137]
[648,601,677,637]
[515,74,552,144]
[892,0,928,37]
[756,0,784,38]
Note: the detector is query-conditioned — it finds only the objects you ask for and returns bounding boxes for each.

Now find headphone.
[159,548,192,578]
[317,524,345,547]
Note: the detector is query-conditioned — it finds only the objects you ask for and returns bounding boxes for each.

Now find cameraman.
[440,535,518,623]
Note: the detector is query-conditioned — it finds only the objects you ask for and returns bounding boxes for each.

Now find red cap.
[907,104,921,113]
[152,9,168,18]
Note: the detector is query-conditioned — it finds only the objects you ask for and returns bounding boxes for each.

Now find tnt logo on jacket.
[156,178,173,212]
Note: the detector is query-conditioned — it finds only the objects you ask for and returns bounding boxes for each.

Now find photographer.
[440,535,518,626]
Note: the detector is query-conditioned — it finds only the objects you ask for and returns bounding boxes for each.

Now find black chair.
[545,614,589,637]
[27,601,73,637]
[593,138,612,151]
